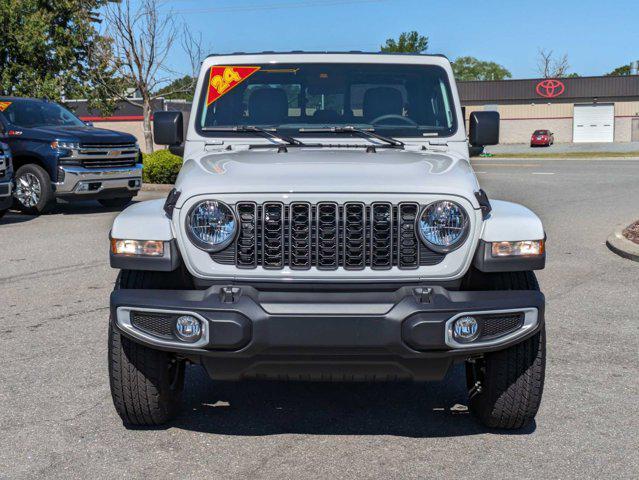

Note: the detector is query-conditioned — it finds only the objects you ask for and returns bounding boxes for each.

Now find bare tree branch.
[537,48,571,78]
[94,0,203,152]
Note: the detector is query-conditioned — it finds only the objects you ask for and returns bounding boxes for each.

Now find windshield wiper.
[202,125,306,146]
[302,126,404,148]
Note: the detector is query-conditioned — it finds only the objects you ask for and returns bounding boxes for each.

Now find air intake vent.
[262,202,284,269]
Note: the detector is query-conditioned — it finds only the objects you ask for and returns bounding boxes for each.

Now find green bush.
[142,150,183,184]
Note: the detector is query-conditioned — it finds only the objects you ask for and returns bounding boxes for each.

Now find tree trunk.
[142,97,154,153]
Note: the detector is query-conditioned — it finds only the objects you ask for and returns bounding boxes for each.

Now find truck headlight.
[186,200,237,252]
[418,201,469,253]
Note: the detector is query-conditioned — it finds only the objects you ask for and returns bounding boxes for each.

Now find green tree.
[156,76,197,100]
[451,56,512,81]
[606,64,631,76]
[0,0,118,113]
[381,31,428,53]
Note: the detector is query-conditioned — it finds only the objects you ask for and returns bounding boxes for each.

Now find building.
[64,74,639,151]
[458,75,639,144]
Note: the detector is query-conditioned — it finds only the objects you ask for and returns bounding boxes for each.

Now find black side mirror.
[153,111,184,146]
[84,121,94,127]
[469,111,500,146]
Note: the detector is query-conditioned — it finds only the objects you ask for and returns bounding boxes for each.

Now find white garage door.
[573,104,614,143]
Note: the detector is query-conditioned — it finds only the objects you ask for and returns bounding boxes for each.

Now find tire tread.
[466,271,546,429]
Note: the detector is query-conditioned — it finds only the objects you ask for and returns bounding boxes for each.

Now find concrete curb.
[141,183,174,192]
[606,224,639,262]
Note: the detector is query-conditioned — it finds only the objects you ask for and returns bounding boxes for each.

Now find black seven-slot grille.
[211,202,446,270]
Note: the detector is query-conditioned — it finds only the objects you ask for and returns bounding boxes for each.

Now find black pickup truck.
[0,97,142,214]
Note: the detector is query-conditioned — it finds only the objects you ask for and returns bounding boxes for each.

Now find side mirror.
[153,111,184,146]
[469,111,500,146]
[84,121,94,127]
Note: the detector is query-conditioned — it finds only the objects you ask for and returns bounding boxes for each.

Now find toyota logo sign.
[536,79,565,98]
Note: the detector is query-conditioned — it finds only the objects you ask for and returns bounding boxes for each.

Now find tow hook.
[413,287,433,303]
[220,286,241,303]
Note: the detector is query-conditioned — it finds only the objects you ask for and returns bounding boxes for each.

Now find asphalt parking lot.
[1,158,638,479]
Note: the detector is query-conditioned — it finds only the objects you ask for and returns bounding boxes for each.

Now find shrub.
[142,150,183,184]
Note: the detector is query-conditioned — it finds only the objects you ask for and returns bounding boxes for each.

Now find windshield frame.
[193,62,459,141]
[0,98,86,129]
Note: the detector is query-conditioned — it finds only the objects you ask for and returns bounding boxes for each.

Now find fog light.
[453,316,479,343]
[175,315,202,342]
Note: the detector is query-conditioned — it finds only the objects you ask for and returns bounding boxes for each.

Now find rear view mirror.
[469,111,500,146]
[153,111,184,146]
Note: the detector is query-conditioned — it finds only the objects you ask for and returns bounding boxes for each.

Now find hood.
[176,148,480,203]
[25,125,137,144]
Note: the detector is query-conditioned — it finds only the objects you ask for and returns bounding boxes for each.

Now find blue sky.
[151,0,638,79]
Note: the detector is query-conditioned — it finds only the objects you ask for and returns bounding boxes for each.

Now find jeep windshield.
[196,63,457,139]
[0,98,85,128]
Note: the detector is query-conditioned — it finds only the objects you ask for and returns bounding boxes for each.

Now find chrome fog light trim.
[445,308,538,349]
[116,307,210,349]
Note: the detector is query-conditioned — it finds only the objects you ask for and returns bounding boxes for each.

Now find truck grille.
[78,143,139,168]
[211,202,445,270]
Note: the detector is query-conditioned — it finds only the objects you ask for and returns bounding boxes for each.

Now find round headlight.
[186,200,237,252]
[418,201,469,253]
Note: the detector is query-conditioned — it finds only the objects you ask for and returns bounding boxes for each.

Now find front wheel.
[464,271,546,429]
[108,270,189,426]
[467,328,546,429]
[14,164,54,214]
[108,323,185,426]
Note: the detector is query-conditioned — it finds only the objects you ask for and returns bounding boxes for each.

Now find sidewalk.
[485,142,639,157]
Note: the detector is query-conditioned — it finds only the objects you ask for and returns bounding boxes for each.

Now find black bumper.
[0,180,12,210]
[110,285,544,381]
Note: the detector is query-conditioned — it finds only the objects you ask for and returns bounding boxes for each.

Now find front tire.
[14,164,54,214]
[108,270,190,426]
[108,322,185,426]
[464,271,546,429]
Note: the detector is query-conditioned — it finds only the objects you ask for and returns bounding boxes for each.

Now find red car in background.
[531,129,554,147]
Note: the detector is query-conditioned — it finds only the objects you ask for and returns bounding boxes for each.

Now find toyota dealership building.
[68,74,639,150]
[459,75,639,144]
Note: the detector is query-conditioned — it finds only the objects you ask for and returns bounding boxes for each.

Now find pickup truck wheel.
[108,323,185,426]
[464,271,546,429]
[14,164,54,214]
[108,269,189,426]
[99,197,133,209]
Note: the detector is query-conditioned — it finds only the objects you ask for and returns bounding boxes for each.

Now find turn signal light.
[491,240,544,257]
[111,239,164,256]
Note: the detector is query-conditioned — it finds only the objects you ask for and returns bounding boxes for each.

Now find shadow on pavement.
[0,199,146,223]
[153,364,536,438]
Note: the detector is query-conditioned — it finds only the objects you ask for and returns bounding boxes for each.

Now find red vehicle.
[531,129,554,147]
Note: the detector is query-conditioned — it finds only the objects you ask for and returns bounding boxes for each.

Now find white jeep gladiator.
[108,52,546,429]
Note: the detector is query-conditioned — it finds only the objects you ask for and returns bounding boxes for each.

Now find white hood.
[175,148,480,208]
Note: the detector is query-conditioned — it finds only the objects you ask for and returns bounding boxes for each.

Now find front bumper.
[53,164,142,197]
[0,180,12,210]
[110,285,545,381]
